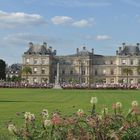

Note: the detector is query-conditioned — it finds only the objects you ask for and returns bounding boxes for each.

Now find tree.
[22,66,32,82]
[0,59,6,80]
[122,67,133,84]
[11,75,22,82]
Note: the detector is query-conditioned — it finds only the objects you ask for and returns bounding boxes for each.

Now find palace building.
[22,42,140,84]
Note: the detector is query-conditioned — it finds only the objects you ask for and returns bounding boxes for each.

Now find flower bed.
[7,97,140,140]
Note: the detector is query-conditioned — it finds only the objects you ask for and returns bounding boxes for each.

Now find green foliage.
[11,75,22,82]
[22,66,32,82]
[0,59,6,80]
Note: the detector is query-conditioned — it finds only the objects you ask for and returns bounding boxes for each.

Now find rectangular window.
[62,70,65,75]
[103,69,106,75]
[130,60,133,65]
[82,70,85,75]
[33,68,37,74]
[42,68,45,74]
[122,59,126,65]
[34,59,38,64]
[110,60,113,65]
[95,70,98,75]
[110,69,114,75]
[26,58,30,64]
[70,70,73,75]
[54,70,57,75]
[33,77,37,83]
[42,59,46,65]
[130,79,134,84]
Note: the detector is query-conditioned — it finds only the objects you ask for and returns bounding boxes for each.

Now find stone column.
[53,62,62,89]
[56,62,60,84]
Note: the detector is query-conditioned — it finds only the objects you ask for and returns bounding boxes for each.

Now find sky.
[0,0,140,65]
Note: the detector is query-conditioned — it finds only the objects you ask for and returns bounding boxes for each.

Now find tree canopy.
[0,59,6,80]
[22,66,32,82]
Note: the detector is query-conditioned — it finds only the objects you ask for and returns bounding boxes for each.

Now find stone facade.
[22,42,140,84]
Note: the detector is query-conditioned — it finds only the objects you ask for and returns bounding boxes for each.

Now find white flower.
[24,112,31,120]
[90,97,98,104]
[77,109,84,116]
[132,101,138,107]
[8,124,17,134]
[116,102,122,108]
[24,112,35,121]
[30,113,35,121]
[44,119,52,127]
[41,109,49,119]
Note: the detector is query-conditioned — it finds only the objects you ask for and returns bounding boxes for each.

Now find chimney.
[29,42,33,48]
[136,43,140,47]
[122,42,125,49]
[76,48,79,54]
[122,42,125,46]
[83,46,86,50]
[92,48,94,54]
[43,42,47,48]
[49,46,52,52]
[54,50,57,55]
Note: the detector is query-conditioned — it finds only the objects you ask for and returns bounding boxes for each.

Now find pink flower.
[51,113,62,125]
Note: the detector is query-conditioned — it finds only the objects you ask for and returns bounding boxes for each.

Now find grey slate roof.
[117,44,140,55]
[24,42,56,55]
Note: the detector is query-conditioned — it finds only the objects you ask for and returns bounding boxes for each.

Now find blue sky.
[0,0,140,64]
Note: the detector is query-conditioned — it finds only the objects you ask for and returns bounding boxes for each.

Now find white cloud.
[51,16,73,25]
[96,35,112,41]
[72,19,91,28]
[51,16,94,28]
[0,10,46,29]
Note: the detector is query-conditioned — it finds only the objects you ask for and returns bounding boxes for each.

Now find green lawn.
[0,88,140,133]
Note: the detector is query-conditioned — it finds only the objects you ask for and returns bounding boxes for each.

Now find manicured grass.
[0,88,140,133]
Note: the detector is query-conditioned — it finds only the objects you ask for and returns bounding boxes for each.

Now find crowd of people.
[0,81,139,89]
